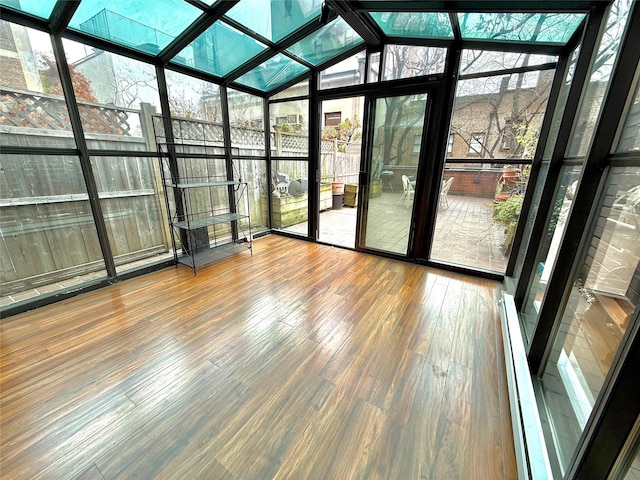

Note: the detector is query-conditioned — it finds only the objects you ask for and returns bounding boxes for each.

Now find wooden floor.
[0,235,516,479]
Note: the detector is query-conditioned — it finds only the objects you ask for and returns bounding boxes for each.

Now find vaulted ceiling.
[0,0,603,96]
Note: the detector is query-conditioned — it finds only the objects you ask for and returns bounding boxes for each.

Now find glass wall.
[0,154,106,304]
[228,88,266,156]
[64,39,162,151]
[166,70,222,123]
[512,47,580,283]
[431,63,554,272]
[234,159,269,233]
[521,165,583,342]
[270,80,309,100]
[0,22,109,306]
[270,100,309,157]
[459,50,557,76]
[90,155,171,273]
[540,166,640,472]
[319,50,366,90]
[383,45,446,80]
[268,159,309,235]
[63,38,172,275]
[319,96,364,248]
[617,78,640,152]
[567,0,634,157]
[268,98,309,235]
[368,51,380,83]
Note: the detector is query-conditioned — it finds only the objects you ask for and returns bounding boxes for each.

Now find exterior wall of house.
[0,21,42,91]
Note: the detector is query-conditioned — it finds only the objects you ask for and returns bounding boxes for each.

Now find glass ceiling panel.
[460,50,557,75]
[0,0,57,19]
[234,54,309,92]
[458,13,586,44]
[172,21,267,77]
[226,0,322,42]
[285,16,364,67]
[369,12,453,39]
[68,0,203,55]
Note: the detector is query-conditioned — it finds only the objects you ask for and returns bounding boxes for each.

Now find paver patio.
[284,192,509,273]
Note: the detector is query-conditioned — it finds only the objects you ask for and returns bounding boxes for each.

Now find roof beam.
[49,0,80,34]
[158,0,240,64]
[326,0,382,46]
[222,16,332,85]
[62,29,161,66]
[352,1,606,13]
[0,5,50,31]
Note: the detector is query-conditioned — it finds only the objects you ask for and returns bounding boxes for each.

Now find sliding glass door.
[318,97,364,248]
[360,93,428,255]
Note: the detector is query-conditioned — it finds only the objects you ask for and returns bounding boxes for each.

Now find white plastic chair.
[439,177,454,209]
[398,175,415,205]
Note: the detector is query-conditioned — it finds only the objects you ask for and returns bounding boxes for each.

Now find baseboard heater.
[499,292,554,480]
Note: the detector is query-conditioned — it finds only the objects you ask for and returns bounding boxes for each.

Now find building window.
[324,111,341,126]
[413,134,421,154]
[468,133,484,155]
[447,133,454,153]
[276,114,303,126]
[501,119,515,150]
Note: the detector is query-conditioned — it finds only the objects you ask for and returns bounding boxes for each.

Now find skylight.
[457,12,586,45]
[225,0,322,43]
[369,12,454,39]
[172,21,268,77]
[234,54,309,92]
[0,0,57,20]
[285,16,364,67]
[68,0,203,55]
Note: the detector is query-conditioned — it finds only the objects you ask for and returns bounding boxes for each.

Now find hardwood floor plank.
[32,360,221,480]
[2,393,136,479]
[407,283,446,355]
[451,284,480,368]
[0,235,516,479]
[430,362,472,479]
[97,379,251,480]
[72,463,105,480]
[363,349,447,479]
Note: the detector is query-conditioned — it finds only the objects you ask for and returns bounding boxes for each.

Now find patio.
[285,191,509,273]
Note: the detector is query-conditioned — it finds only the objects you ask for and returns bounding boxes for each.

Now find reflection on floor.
[284,193,508,272]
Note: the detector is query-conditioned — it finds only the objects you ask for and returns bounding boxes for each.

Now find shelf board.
[177,241,251,268]
[174,213,249,230]
[167,180,243,188]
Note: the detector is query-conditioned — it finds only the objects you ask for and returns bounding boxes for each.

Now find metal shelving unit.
[154,118,252,274]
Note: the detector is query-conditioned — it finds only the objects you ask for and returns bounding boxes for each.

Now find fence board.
[0,233,18,282]
[102,198,130,257]
[132,196,159,250]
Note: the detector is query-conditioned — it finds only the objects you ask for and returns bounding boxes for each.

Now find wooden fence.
[0,152,169,294]
[1,91,168,295]
[1,88,134,134]
[1,91,352,295]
